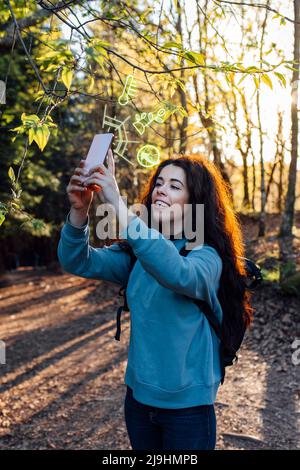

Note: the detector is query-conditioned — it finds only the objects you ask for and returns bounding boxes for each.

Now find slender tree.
[279,0,299,282]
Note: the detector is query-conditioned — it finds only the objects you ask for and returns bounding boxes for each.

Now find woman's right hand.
[66,160,94,211]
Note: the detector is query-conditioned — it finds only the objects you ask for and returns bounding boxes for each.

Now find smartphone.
[84,133,114,191]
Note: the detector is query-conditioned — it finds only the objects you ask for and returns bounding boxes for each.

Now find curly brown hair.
[111,153,255,346]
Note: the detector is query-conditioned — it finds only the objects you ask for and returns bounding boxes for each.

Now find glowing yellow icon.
[137,145,160,168]
[133,102,179,135]
[133,112,153,135]
[153,101,178,122]
[118,74,137,106]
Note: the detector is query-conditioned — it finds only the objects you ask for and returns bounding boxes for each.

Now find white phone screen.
[85,133,114,170]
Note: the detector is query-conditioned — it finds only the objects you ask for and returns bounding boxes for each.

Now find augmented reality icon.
[102,104,140,165]
[133,102,178,135]
[133,112,154,135]
[118,74,137,106]
[105,75,178,168]
[154,101,178,122]
[137,144,160,168]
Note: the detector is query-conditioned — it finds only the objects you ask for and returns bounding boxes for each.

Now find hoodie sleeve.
[120,215,222,303]
[57,212,132,286]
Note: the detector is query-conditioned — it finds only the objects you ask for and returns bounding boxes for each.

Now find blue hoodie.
[57,211,223,409]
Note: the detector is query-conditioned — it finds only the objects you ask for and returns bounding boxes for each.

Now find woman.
[57,149,253,450]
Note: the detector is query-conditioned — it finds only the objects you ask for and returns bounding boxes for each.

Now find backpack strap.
[179,246,227,382]
[114,243,137,341]
[179,246,261,384]
[179,246,223,336]
[243,257,263,289]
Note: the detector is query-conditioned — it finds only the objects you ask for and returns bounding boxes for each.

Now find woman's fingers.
[87,163,107,176]
[70,174,86,184]
[74,165,89,176]
[69,159,107,195]
[67,184,87,192]
[107,149,115,176]
[74,168,88,175]
[73,160,89,176]
[83,174,108,186]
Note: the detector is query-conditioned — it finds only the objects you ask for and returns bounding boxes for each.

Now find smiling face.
[150,164,190,236]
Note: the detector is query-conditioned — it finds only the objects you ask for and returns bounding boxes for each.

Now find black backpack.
[114,241,262,385]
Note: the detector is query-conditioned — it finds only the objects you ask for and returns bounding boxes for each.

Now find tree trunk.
[242,150,250,209]
[279,0,299,238]
[175,1,188,153]
[277,151,284,212]
[251,149,256,212]
[194,0,231,191]
[257,1,270,236]
[279,0,299,282]
[265,112,284,209]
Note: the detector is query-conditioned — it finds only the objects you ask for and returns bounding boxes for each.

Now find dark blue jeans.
[124,385,216,451]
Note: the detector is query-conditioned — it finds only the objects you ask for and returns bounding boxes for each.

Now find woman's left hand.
[83,149,120,207]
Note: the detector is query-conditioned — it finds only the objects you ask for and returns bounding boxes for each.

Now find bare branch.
[36,0,287,76]
[0,0,84,48]
[0,7,51,47]
[6,0,67,98]
[213,0,300,24]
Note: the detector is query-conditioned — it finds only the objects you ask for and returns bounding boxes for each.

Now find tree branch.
[214,0,300,24]
[0,0,84,48]
[6,0,67,98]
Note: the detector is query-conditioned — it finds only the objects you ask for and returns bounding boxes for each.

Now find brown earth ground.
[0,213,299,450]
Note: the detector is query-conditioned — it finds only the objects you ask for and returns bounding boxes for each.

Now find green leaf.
[184,51,205,66]
[177,106,188,117]
[8,166,16,183]
[245,66,261,73]
[32,125,50,151]
[284,65,299,72]
[28,127,35,144]
[10,125,24,133]
[140,7,153,23]
[44,63,60,73]
[237,74,247,85]
[0,202,8,225]
[34,90,45,102]
[61,68,73,90]
[88,39,109,59]
[87,75,95,93]
[175,79,186,92]
[226,72,235,85]
[94,55,104,68]
[163,41,183,50]
[253,76,260,89]
[274,72,287,88]
[0,212,5,226]
[21,113,40,127]
[261,73,273,89]
[90,39,111,49]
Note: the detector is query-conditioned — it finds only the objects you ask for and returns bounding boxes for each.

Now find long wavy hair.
[112,154,254,345]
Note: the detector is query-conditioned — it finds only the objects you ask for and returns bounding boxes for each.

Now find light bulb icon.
[118,74,137,106]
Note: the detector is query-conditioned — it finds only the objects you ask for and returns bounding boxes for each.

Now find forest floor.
[0,213,299,450]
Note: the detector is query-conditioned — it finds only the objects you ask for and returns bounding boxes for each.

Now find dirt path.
[0,263,299,450]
